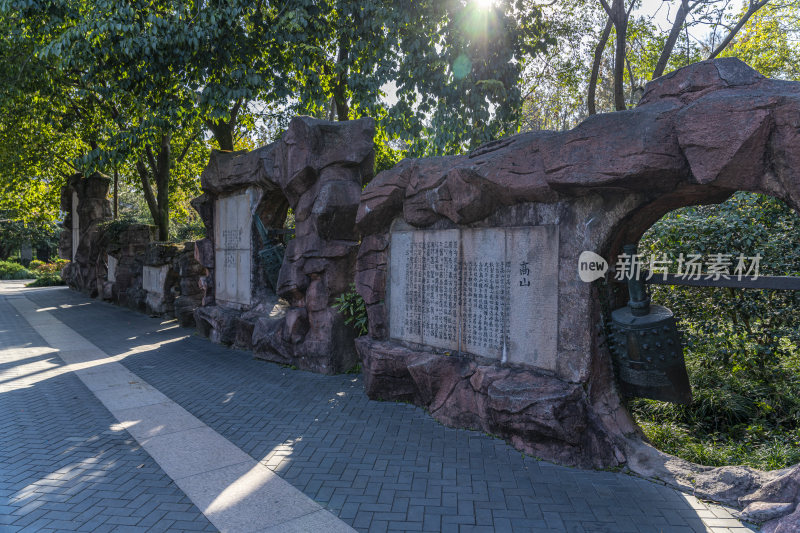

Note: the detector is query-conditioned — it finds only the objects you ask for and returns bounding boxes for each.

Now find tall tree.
[4,0,295,238]
[290,0,551,155]
[589,0,776,114]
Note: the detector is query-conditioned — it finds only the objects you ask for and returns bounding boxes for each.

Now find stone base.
[194,305,241,345]
[174,296,198,327]
[121,287,147,314]
[355,338,619,469]
[252,307,359,375]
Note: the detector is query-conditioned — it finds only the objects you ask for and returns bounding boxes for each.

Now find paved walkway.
[1,282,758,533]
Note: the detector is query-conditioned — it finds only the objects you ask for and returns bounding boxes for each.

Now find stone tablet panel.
[421,230,460,350]
[107,255,118,283]
[143,265,169,296]
[505,226,559,369]
[214,191,253,306]
[388,230,424,344]
[388,226,559,370]
[460,228,509,360]
[71,192,79,261]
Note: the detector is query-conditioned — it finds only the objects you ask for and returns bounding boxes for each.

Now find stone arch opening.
[599,189,800,464]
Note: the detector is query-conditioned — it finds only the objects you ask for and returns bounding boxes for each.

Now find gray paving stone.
[14,287,761,533]
[0,295,216,533]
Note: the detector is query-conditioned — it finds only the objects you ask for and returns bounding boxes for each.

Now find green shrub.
[28,259,45,270]
[334,283,368,336]
[26,273,64,287]
[0,260,33,279]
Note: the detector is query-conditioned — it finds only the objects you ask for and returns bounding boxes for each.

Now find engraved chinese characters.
[214,191,253,306]
[388,226,559,370]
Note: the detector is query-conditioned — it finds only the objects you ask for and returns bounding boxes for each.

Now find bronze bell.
[609,245,692,404]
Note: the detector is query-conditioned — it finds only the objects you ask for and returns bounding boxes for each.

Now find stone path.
[1,281,759,533]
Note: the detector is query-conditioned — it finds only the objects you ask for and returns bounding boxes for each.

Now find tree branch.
[176,130,202,163]
[708,0,771,59]
[598,0,614,19]
[145,144,158,175]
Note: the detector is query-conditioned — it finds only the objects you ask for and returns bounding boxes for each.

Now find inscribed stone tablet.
[460,228,509,359]
[420,230,460,350]
[214,191,253,306]
[505,226,559,369]
[388,225,559,371]
[388,230,424,344]
[107,255,118,283]
[143,265,169,296]
[71,192,79,261]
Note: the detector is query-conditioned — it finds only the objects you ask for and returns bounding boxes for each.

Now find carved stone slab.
[388,226,559,370]
[143,265,169,296]
[107,255,118,283]
[214,190,254,306]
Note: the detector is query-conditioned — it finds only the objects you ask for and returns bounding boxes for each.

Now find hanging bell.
[609,245,692,404]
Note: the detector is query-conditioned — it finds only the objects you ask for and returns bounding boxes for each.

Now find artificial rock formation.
[100,223,154,311]
[59,173,113,294]
[58,173,202,321]
[354,58,800,526]
[194,116,375,374]
[140,242,204,323]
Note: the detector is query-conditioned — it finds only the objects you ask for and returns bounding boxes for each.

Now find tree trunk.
[136,133,172,241]
[113,166,119,220]
[208,121,235,151]
[612,0,628,111]
[155,134,171,241]
[333,40,350,121]
[588,16,613,115]
[206,99,243,151]
[652,0,691,79]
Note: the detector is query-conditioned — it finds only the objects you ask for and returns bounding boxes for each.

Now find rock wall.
[58,173,204,323]
[100,223,154,311]
[141,242,204,324]
[193,116,375,374]
[354,59,800,526]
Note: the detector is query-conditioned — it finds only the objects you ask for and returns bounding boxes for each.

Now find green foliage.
[25,259,67,286]
[290,0,551,155]
[26,272,65,287]
[334,283,368,336]
[171,218,206,242]
[631,192,800,470]
[0,260,33,280]
[0,217,60,259]
[719,3,800,81]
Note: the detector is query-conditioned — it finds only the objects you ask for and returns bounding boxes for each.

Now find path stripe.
[8,293,355,533]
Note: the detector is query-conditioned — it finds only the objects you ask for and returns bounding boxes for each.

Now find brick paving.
[4,285,760,533]
[0,294,216,533]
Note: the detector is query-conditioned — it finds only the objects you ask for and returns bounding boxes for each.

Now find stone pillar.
[58,173,112,295]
